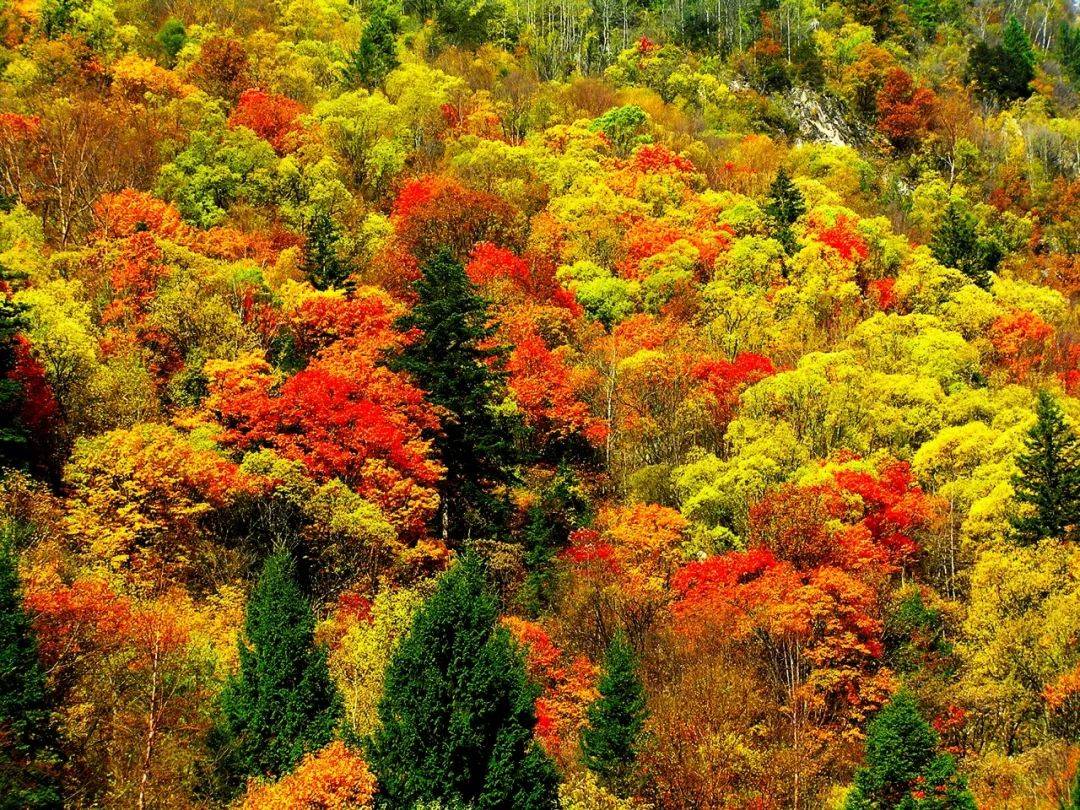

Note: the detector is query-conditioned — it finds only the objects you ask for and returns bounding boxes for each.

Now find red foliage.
[815,214,869,263]
[691,353,776,426]
[989,308,1054,382]
[228,88,306,154]
[876,68,935,150]
[631,144,696,174]
[466,242,531,287]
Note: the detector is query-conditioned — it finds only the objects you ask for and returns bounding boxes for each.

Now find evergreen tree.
[845,691,975,810]
[346,1,399,87]
[0,527,61,810]
[389,248,520,542]
[1061,765,1080,810]
[764,168,806,254]
[967,19,1035,104]
[581,632,648,795]
[0,265,33,470]
[156,18,187,66]
[1061,22,1080,85]
[1011,390,1080,545]
[304,212,351,291]
[520,465,591,616]
[929,201,999,289]
[213,552,340,790]
[366,552,558,809]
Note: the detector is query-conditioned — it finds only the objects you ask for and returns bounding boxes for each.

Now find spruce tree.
[581,631,648,795]
[845,691,975,810]
[389,248,520,542]
[346,1,399,88]
[366,552,558,809]
[0,265,32,469]
[929,201,999,290]
[304,212,351,290]
[1011,390,1080,545]
[214,552,340,789]
[1062,765,1080,810]
[764,168,806,254]
[0,529,61,810]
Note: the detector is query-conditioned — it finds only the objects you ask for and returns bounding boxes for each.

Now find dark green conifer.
[929,200,999,289]
[845,691,975,810]
[1011,390,1080,545]
[346,2,399,87]
[367,552,558,809]
[581,632,648,795]
[764,168,806,254]
[389,248,520,542]
[214,552,340,789]
[0,528,60,810]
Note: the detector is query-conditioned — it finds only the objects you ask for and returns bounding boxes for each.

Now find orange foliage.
[989,308,1054,381]
[228,88,306,154]
[240,741,377,809]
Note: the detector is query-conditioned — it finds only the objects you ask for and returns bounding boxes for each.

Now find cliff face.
[784,87,870,147]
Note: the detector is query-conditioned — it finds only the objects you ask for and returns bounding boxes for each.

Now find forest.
[1,0,1080,804]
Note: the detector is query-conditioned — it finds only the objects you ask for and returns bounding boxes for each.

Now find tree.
[845,691,975,810]
[156,19,187,66]
[366,553,559,808]
[581,632,647,795]
[346,2,399,88]
[764,168,805,254]
[929,201,999,289]
[304,212,350,290]
[389,249,520,542]
[0,529,60,810]
[1011,391,1080,545]
[213,553,340,792]
[967,20,1035,104]
[0,274,30,469]
[1062,765,1080,809]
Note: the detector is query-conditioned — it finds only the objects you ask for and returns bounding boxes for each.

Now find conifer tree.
[521,465,591,616]
[0,264,32,469]
[929,201,999,289]
[967,18,1035,103]
[346,1,399,88]
[764,168,806,254]
[845,691,975,810]
[581,632,648,795]
[366,552,558,809]
[214,552,340,789]
[1011,391,1080,545]
[390,248,520,542]
[1062,766,1080,810]
[304,212,351,290]
[0,528,60,810]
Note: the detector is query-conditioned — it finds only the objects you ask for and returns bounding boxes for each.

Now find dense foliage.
[1,0,1080,804]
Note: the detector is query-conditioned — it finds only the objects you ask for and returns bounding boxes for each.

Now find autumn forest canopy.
[4,0,1080,805]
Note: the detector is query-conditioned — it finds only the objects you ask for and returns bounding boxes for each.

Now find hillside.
[1,0,1080,806]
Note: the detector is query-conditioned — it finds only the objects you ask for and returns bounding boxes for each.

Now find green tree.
[304,212,351,290]
[156,18,187,66]
[967,19,1035,104]
[390,248,519,542]
[366,552,558,809]
[1011,391,1080,545]
[929,201,999,290]
[213,552,340,790]
[581,632,647,795]
[589,106,650,157]
[346,2,399,88]
[1061,22,1080,84]
[521,465,592,616]
[1003,16,1036,72]
[764,168,806,254]
[0,265,34,470]
[1061,765,1080,809]
[0,527,60,810]
[845,691,975,810]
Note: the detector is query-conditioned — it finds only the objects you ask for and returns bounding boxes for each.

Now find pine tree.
[1061,765,1080,810]
[929,201,999,289]
[304,212,351,290]
[0,527,61,810]
[967,19,1035,104]
[0,264,31,469]
[214,552,340,790]
[366,552,558,809]
[845,691,975,810]
[389,248,520,542]
[346,1,399,88]
[1011,391,1080,545]
[1003,16,1036,72]
[520,465,591,616]
[581,632,648,795]
[764,168,806,254]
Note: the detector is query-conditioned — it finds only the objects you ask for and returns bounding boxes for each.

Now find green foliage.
[346,2,399,88]
[304,212,351,290]
[366,552,559,809]
[0,275,30,469]
[967,19,1035,104]
[589,106,651,157]
[581,632,647,795]
[1061,22,1080,85]
[764,168,805,254]
[1011,391,1080,545]
[390,248,520,542]
[213,552,340,791]
[156,18,187,66]
[845,691,975,810]
[0,528,60,810]
[929,201,999,290]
